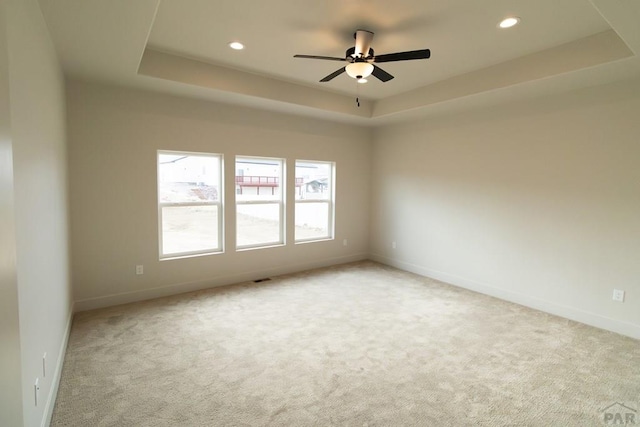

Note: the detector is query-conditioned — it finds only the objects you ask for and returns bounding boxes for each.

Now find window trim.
[157,150,224,259]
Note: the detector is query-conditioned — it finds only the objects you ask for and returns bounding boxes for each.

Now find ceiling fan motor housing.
[346,46,374,61]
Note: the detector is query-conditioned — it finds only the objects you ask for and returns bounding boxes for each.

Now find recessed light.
[498,17,520,29]
[229,41,244,50]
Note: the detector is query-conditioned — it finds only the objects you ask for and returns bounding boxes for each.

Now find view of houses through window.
[295,161,334,242]
[158,151,222,258]
[158,151,335,258]
[235,156,284,249]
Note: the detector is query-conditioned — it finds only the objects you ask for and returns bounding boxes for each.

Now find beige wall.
[3,0,72,425]
[67,81,371,309]
[0,0,24,425]
[371,79,640,339]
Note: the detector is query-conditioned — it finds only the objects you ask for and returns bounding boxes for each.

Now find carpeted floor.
[51,261,639,426]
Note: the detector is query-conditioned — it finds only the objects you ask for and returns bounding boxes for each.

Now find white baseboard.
[370,253,640,340]
[75,253,368,312]
[42,302,74,427]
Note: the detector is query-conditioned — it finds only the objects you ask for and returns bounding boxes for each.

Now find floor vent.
[253,278,271,283]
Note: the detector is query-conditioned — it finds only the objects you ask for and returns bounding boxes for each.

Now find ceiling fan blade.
[320,67,346,82]
[354,30,374,58]
[374,49,431,63]
[294,54,346,62]
[371,65,394,82]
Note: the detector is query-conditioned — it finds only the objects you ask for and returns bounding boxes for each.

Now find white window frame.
[235,156,285,250]
[158,150,224,259]
[295,160,335,243]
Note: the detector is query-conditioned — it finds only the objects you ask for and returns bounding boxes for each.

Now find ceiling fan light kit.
[345,62,374,79]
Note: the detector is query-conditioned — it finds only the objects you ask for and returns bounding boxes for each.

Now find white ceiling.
[38,0,640,125]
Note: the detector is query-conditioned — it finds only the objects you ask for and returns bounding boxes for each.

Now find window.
[158,151,223,258]
[236,156,284,249]
[295,160,334,242]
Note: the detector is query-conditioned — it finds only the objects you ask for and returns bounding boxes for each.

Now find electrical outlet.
[612,289,625,302]
[42,352,47,377]
[34,378,40,406]
[392,241,397,249]
[343,239,348,246]
[136,265,144,275]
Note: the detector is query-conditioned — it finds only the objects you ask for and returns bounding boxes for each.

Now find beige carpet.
[51,261,639,426]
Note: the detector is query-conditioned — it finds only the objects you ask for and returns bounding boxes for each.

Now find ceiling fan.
[294,29,431,83]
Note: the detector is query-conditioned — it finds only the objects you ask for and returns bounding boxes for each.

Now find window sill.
[236,243,285,252]
[294,237,333,245]
[160,250,223,261]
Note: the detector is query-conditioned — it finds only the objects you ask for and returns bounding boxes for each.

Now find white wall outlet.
[343,239,348,246]
[34,378,40,406]
[42,352,47,377]
[612,289,625,302]
[392,241,397,250]
[136,265,144,275]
